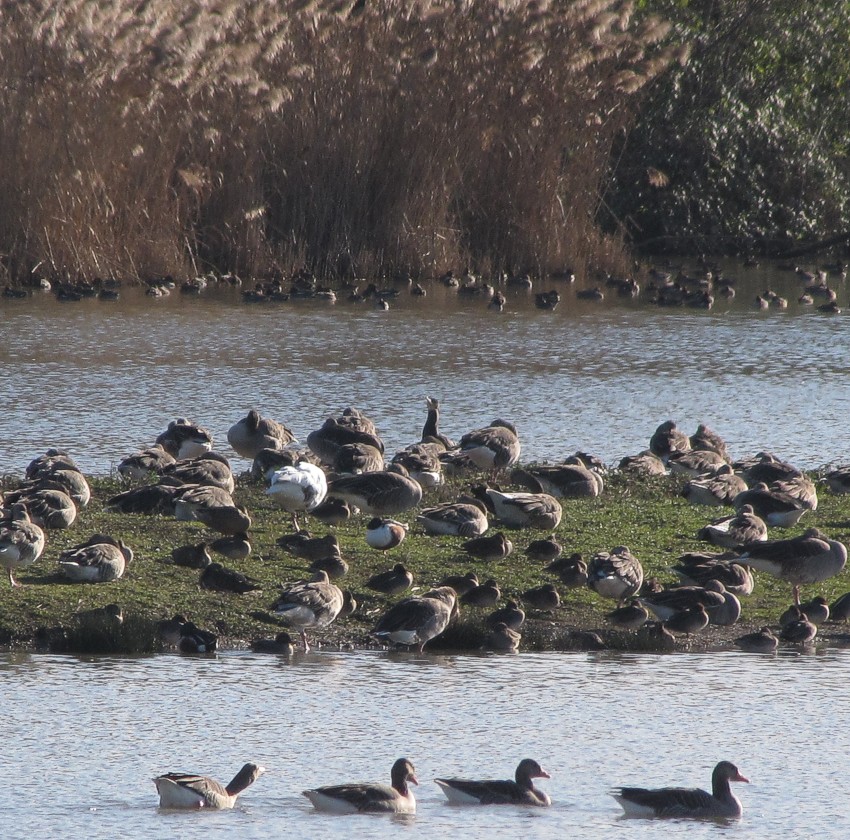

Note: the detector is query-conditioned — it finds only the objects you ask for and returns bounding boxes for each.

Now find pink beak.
[734,771,750,783]
[537,769,552,780]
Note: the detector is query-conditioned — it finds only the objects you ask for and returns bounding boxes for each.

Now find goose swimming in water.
[154,762,266,809]
[435,758,551,806]
[303,758,418,814]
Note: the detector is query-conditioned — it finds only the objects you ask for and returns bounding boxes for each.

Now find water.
[0,647,846,838]
[2,262,849,476]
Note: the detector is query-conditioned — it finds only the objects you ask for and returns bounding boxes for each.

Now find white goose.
[266,462,328,531]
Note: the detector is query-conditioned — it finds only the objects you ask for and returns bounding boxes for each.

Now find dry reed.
[0,0,678,284]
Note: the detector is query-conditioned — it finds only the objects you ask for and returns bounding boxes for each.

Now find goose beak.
[537,769,551,779]
[409,774,419,786]
[734,772,750,783]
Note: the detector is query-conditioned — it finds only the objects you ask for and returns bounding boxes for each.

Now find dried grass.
[0,0,675,283]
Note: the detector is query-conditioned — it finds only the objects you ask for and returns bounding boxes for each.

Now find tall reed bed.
[0,1,681,284]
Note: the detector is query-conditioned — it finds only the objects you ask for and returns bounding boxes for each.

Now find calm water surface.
[1,648,847,839]
[2,262,849,475]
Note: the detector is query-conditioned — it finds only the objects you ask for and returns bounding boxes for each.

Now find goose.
[333,442,385,475]
[668,450,728,479]
[117,445,176,480]
[372,586,458,651]
[698,504,767,548]
[3,487,76,529]
[270,570,345,651]
[28,467,91,508]
[672,559,754,596]
[649,420,691,463]
[160,452,235,493]
[587,546,644,604]
[824,466,850,495]
[737,527,848,604]
[199,562,261,594]
[0,504,46,586]
[193,504,252,535]
[327,468,422,516]
[435,758,551,806]
[366,563,414,595]
[306,416,384,466]
[422,397,455,450]
[416,499,489,537]
[25,449,79,478]
[276,531,341,562]
[365,517,408,550]
[154,762,266,809]
[251,631,295,655]
[266,462,328,530]
[171,542,212,569]
[663,603,710,636]
[612,760,748,819]
[461,578,501,608]
[733,626,778,652]
[605,599,649,630]
[173,485,235,521]
[522,583,560,611]
[459,420,521,472]
[511,463,603,498]
[681,465,747,506]
[462,532,513,562]
[830,591,850,622]
[251,447,304,481]
[780,613,818,644]
[58,535,132,582]
[485,622,521,653]
[106,483,183,515]
[618,450,667,476]
[639,581,727,622]
[486,599,525,630]
[525,536,562,563]
[440,571,480,597]
[178,622,218,653]
[475,487,562,530]
[303,758,417,814]
[390,445,443,488]
[733,483,807,527]
[155,418,214,459]
[227,409,294,459]
[210,532,251,561]
[689,424,730,461]
[773,474,818,511]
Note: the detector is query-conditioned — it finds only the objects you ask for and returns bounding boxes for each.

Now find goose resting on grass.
[154,762,266,809]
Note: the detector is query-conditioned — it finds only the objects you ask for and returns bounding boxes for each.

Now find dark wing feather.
[618,786,714,816]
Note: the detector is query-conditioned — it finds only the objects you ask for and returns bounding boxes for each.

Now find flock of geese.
[152,755,750,820]
[2,402,850,658]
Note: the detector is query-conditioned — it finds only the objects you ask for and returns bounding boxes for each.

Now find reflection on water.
[0,649,848,838]
[3,262,850,476]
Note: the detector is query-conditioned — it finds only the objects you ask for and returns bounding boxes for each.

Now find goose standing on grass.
[227,409,295,459]
[266,461,328,531]
[327,467,422,516]
[416,499,489,537]
[587,546,644,604]
[303,758,418,814]
[435,758,551,806]
[372,586,458,652]
[612,760,749,819]
[474,486,562,530]
[459,420,521,473]
[154,762,266,809]
[738,527,848,604]
[0,504,46,587]
[270,570,345,652]
[58,534,132,582]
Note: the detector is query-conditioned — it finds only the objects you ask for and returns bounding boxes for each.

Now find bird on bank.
[227,409,294,459]
[270,570,345,652]
[365,517,408,550]
[486,599,525,630]
[522,583,560,611]
[605,599,649,631]
[461,578,501,608]
[587,546,644,604]
[473,486,562,530]
[199,562,261,594]
[372,586,458,652]
[734,626,779,653]
[698,504,767,548]
[366,563,414,595]
[459,419,521,473]
[485,621,521,653]
[435,758,552,806]
[58,534,132,582]
[462,531,513,562]
[417,499,489,537]
[303,758,418,814]
[266,461,328,531]
[117,445,176,480]
[326,467,422,516]
[525,536,562,563]
[440,571,479,597]
[251,631,295,655]
[154,762,266,809]
[0,504,46,586]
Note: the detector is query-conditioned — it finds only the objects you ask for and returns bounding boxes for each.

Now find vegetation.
[2,470,849,654]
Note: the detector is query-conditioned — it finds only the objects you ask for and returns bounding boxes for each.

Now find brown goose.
[649,420,691,463]
[326,468,422,516]
[612,760,748,819]
[459,420,521,472]
[738,527,848,604]
[511,463,603,498]
[227,409,294,459]
[462,532,513,562]
[161,452,234,492]
[372,586,457,651]
[106,483,183,515]
[733,626,778,653]
[732,483,807,527]
[199,562,261,594]
[303,758,417,814]
[269,570,345,651]
[485,622,521,653]
[154,762,265,809]
[587,546,644,604]
[306,416,384,466]
[435,758,551,806]
[689,424,730,461]
[668,449,728,479]
[0,504,46,586]
[672,559,754,596]
[698,505,767,548]
[681,465,747,506]
[155,418,214,459]
[117,444,176,479]
[618,450,667,476]
[417,500,489,537]
[640,581,727,622]
[174,485,235,521]
[58,534,132,582]
[333,442,385,475]
[3,487,77,530]
[390,444,444,489]
[194,504,252,535]
[830,591,850,622]
[476,487,562,530]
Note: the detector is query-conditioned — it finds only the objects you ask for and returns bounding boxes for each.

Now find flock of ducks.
[2,403,850,657]
[152,755,750,820]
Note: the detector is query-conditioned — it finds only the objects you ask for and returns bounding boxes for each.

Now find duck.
[116,445,176,480]
[372,586,458,651]
[270,570,345,651]
[605,599,649,630]
[732,483,807,527]
[474,486,562,530]
[663,603,710,636]
[462,532,513,562]
[486,599,525,630]
[416,499,489,537]
[733,626,778,652]
[737,527,848,604]
[310,497,358,526]
[193,504,252,535]
[485,622,521,653]
[0,504,46,586]
[251,631,295,655]
[522,583,560,611]
[171,542,212,568]
[461,578,501,608]
[681,465,747,506]
[155,418,214,459]
[440,571,480,597]
[303,757,417,814]
[366,563,414,595]
[435,758,551,806]
[308,554,350,579]
[177,622,218,653]
[154,762,266,809]
[227,409,294,459]
[612,760,748,819]
[830,591,850,622]
[266,462,329,530]
[58,534,132,582]
[797,595,830,625]
[157,614,188,646]
[276,531,341,562]
[209,532,251,561]
[365,517,408,550]
[648,420,691,463]
[511,462,603,498]
[199,562,261,594]
[587,546,644,604]
[459,420,521,472]
[326,467,422,516]
[546,553,588,588]
[698,504,767,548]
[525,536,562,563]
[780,613,818,644]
